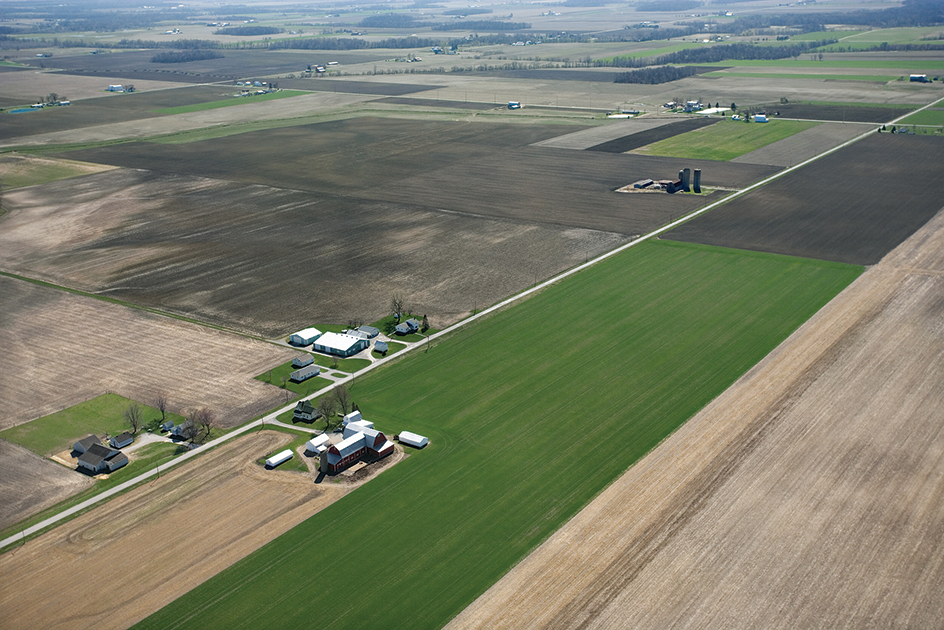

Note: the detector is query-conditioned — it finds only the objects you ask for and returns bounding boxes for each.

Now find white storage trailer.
[266,449,294,467]
[399,431,429,448]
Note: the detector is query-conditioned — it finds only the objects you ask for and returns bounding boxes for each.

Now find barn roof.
[315,332,365,353]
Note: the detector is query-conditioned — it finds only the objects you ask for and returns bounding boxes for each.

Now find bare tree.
[317,396,337,431]
[183,410,204,445]
[192,407,218,442]
[390,294,405,322]
[124,402,143,435]
[333,384,352,416]
[154,392,168,423]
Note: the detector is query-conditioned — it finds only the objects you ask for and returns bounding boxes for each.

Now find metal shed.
[399,431,429,448]
[265,449,294,468]
[290,365,321,382]
[289,327,323,346]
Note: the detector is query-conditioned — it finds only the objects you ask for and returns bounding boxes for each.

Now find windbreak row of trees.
[595,40,837,68]
[614,65,700,84]
[151,49,224,63]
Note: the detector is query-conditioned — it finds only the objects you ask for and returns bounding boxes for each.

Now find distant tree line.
[215,26,284,36]
[443,7,493,15]
[432,21,532,31]
[151,49,224,63]
[358,14,421,28]
[720,0,944,35]
[594,40,836,68]
[614,65,700,84]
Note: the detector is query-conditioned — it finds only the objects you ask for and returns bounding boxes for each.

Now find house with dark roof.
[77,443,128,474]
[110,432,134,449]
[357,325,380,339]
[73,435,101,454]
[294,399,316,421]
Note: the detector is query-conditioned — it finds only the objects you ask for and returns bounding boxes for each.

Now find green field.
[136,239,861,630]
[700,59,944,70]
[705,71,893,82]
[0,393,182,455]
[899,108,944,126]
[0,155,113,190]
[597,42,700,62]
[816,26,944,49]
[256,361,333,398]
[153,90,309,115]
[633,118,818,161]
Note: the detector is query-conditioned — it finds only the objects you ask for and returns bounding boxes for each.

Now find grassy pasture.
[704,71,893,82]
[816,26,944,49]
[0,393,181,456]
[0,154,115,189]
[899,108,944,126]
[633,119,819,161]
[153,90,309,114]
[699,59,944,70]
[135,239,861,630]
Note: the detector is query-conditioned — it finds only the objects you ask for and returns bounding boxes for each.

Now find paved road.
[3,95,941,552]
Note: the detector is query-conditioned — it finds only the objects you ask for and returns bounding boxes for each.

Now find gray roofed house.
[105,451,129,472]
[294,399,316,421]
[110,432,134,449]
[357,325,380,338]
[394,323,410,335]
[77,443,120,473]
[290,364,320,382]
[161,419,175,432]
[292,354,315,368]
[405,318,421,332]
[73,435,101,454]
[375,341,389,354]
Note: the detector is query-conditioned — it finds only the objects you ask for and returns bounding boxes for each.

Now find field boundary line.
[3,95,941,552]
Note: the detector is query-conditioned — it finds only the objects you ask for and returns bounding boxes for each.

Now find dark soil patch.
[464,67,719,83]
[378,97,499,110]
[586,117,721,153]
[665,134,944,265]
[762,102,913,123]
[0,85,231,141]
[276,78,439,95]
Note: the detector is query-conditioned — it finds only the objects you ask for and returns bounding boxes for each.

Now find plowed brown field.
[0,274,294,430]
[447,207,944,630]
[0,431,362,630]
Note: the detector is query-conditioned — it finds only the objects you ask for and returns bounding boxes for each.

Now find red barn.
[322,427,394,473]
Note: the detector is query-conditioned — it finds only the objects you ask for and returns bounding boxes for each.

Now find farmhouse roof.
[315,332,365,353]
[78,443,117,468]
[295,400,315,414]
[358,326,380,338]
[375,341,389,352]
[292,354,315,367]
[113,431,133,443]
[74,435,101,452]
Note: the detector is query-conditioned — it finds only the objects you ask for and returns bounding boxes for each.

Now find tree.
[731,102,737,111]
[154,392,168,423]
[421,314,429,332]
[333,384,352,416]
[192,408,217,442]
[317,396,337,430]
[124,402,143,435]
[390,294,405,322]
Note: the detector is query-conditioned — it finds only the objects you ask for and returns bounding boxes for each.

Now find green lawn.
[0,393,182,456]
[135,239,862,630]
[899,108,944,126]
[597,42,701,62]
[633,118,819,161]
[255,361,333,397]
[704,71,894,82]
[153,90,309,115]
[815,26,944,49]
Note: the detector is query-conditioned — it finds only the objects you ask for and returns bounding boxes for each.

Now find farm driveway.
[0,431,349,630]
[447,206,944,630]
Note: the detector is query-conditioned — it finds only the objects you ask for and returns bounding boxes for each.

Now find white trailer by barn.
[265,449,294,467]
[399,431,429,448]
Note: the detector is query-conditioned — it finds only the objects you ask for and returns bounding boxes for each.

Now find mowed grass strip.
[135,240,861,630]
[153,90,309,115]
[699,59,944,70]
[633,118,818,161]
[704,71,894,82]
[899,108,944,126]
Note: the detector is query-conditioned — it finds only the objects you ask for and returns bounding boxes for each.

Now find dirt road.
[0,431,348,630]
[447,207,944,629]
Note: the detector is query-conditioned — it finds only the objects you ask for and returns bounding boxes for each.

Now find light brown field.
[0,430,383,630]
[732,121,866,167]
[0,69,192,103]
[448,208,944,630]
[0,274,295,431]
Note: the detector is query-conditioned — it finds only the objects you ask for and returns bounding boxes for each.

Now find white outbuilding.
[313,332,369,357]
[342,410,363,426]
[305,434,331,453]
[399,431,429,448]
[289,327,323,346]
[292,354,315,368]
[265,449,294,467]
[290,365,320,382]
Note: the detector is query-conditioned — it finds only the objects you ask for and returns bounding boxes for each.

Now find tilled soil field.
[0,440,93,531]
[447,206,944,630]
[0,431,360,630]
[276,78,440,95]
[732,121,866,167]
[762,102,913,122]
[377,96,500,110]
[0,168,628,337]
[0,274,294,430]
[666,134,944,264]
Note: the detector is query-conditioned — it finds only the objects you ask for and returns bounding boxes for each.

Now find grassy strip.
[256,427,312,474]
[372,340,407,358]
[0,155,115,189]
[255,362,333,398]
[153,90,310,115]
[698,59,944,70]
[0,393,183,456]
[633,118,819,161]
[704,71,893,82]
[596,42,700,62]
[898,108,944,126]
[135,239,862,630]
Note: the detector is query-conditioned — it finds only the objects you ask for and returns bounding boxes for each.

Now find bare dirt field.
[0,68,194,105]
[667,134,944,264]
[0,274,295,430]
[0,430,391,630]
[447,205,944,630]
[278,78,440,95]
[0,440,93,531]
[732,121,866,167]
[0,168,628,336]
[760,101,914,122]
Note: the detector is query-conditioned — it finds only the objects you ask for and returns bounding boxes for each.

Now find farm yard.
[448,206,944,630]
[131,240,861,630]
[0,274,295,431]
[0,430,356,630]
[666,134,944,265]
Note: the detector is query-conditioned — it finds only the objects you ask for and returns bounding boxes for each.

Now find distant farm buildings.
[313,332,369,357]
[289,327,322,346]
[910,74,929,82]
[73,436,129,474]
[624,167,702,194]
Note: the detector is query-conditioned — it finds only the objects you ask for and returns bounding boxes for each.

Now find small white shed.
[399,431,429,448]
[289,327,322,346]
[306,434,331,453]
[265,449,294,467]
[342,410,363,426]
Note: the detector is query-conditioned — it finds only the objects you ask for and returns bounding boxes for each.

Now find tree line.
[614,65,700,84]
[151,49,224,63]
